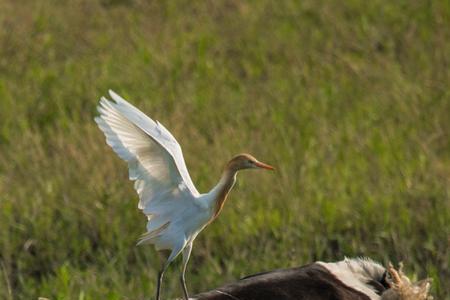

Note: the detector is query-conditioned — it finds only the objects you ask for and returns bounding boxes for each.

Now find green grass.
[0,0,449,299]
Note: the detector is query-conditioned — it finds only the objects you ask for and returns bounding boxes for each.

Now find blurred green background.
[0,0,449,299]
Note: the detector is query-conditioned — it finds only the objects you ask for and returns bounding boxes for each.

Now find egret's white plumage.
[95,90,273,300]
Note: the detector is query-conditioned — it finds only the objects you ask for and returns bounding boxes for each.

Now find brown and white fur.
[191,258,433,300]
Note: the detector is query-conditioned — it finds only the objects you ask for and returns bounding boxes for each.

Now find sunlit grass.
[0,0,449,299]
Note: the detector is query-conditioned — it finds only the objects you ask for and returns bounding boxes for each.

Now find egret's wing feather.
[107,90,199,196]
[95,93,199,221]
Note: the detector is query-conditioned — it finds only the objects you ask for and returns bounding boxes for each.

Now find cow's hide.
[192,258,390,300]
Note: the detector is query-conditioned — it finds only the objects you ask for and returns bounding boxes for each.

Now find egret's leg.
[155,244,185,300]
[156,260,170,300]
[180,242,193,300]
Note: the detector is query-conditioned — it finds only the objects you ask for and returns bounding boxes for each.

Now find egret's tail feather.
[136,221,170,246]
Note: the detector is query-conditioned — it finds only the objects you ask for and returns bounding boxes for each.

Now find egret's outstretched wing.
[95,91,200,239]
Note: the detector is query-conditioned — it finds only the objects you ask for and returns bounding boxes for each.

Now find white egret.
[95,90,274,300]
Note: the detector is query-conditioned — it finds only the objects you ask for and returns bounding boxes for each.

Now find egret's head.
[226,153,274,172]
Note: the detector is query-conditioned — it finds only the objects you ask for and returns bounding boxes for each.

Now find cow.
[191,258,432,300]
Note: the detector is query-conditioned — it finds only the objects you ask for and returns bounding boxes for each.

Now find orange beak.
[254,161,275,170]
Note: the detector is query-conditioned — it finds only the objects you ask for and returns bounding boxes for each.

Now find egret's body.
[95,91,273,300]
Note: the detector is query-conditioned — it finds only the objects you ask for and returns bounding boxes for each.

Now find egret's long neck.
[208,168,237,219]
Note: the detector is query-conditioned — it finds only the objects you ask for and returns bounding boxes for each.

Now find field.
[0,0,449,299]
